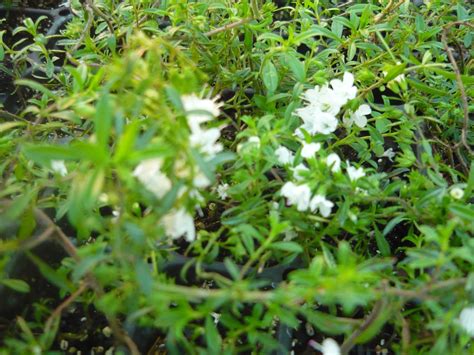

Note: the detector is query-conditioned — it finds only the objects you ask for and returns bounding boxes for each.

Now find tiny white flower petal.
[321,338,341,355]
[301,142,321,159]
[51,160,67,176]
[275,146,295,165]
[382,148,396,161]
[133,159,172,199]
[310,194,334,217]
[295,106,338,135]
[217,183,229,200]
[450,187,464,200]
[326,153,341,173]
[182,94,221,130]
[162,208,195,242]
[189,127,223,157]
[347,162,365,181]
[459,306,474,336]
[193,171,211,188]
[330,72,357,104]
[281,182,311,211]
[358,104,372,116]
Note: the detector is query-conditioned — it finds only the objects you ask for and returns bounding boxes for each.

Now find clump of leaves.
[0,0,473,354]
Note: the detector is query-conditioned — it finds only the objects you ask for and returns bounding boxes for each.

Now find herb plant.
[0,0,473,354]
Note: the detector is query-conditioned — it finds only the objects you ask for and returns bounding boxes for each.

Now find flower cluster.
[277,72,368,218]
[133,93,223,242]
[295,72,371,136]
[183,94,223,158]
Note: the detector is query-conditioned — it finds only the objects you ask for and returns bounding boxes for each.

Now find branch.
[44,281,88,334]
[204,18,252,37]
[341,299,386,354]
[441,21,473,155]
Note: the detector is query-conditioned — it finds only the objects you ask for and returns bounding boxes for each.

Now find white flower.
[292,163,309,181]
[51,160,67,176]
[450,187,464,200]
[308,338,341,355]
[326,153,341,173]
[275,146,294,165]
[193,171,211,188]
[301,85,345,115]
[321,338,341,355]
[310,194,334,217]
[181,94,221,130]
[162,208,195,242]
[345,104,371,128]
[347,162,365,181]
[459,306,474,336]
[133,158,172,199]
[330,72,357,104]
[295,106,338,135]
[382,148,396,161]
[189,127,223,157]
[281,182,311,211]
[301,142,321,159]
[217,183,229,200]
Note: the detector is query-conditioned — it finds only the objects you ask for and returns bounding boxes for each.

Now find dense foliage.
[0,0,473,353]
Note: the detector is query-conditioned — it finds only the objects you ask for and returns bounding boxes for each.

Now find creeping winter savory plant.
[2,1,473,353]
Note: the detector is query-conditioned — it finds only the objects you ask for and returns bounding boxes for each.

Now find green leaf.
[281,53,305,82]
[406,78,449,96]
[205,316,222,355]
[449,203,474,222]
[1,278,30,293]
[383,215,407,237]
[15,79,57,99]
[384,63,406,82]
[270,241,303,253]
[27,252,74,291]
[0,121,26,133]
[295,25,343,43]
[262,61,279,95]
[224,258,240,280]
[429,67,474,85]
[374,226,391,257]
[95,92,113,149]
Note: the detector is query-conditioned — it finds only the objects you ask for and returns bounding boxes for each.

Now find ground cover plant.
[0,0,473,353]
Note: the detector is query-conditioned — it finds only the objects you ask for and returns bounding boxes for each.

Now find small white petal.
[162,208,195,242]
[310,194,334,217]
[275,146,295,165]
[326,153,341,173]
[321,338,341,355]
[189,127,223,157]
[281,182,311,211]
[459,307,474,336]
[133,159,172,199]
[217,183,229,200]
[301,142,321,159]
[51,160,67,176]
[382,148,396,161]
[347,163,365,181]
[182,94,221,130]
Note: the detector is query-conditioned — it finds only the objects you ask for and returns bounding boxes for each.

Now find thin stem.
[204,18,252,37]
[441,22,473,155]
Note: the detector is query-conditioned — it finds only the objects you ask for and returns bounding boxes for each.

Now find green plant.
[0,0,473,353]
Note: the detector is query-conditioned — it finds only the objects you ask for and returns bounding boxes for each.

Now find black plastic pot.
[0,2,72,113]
